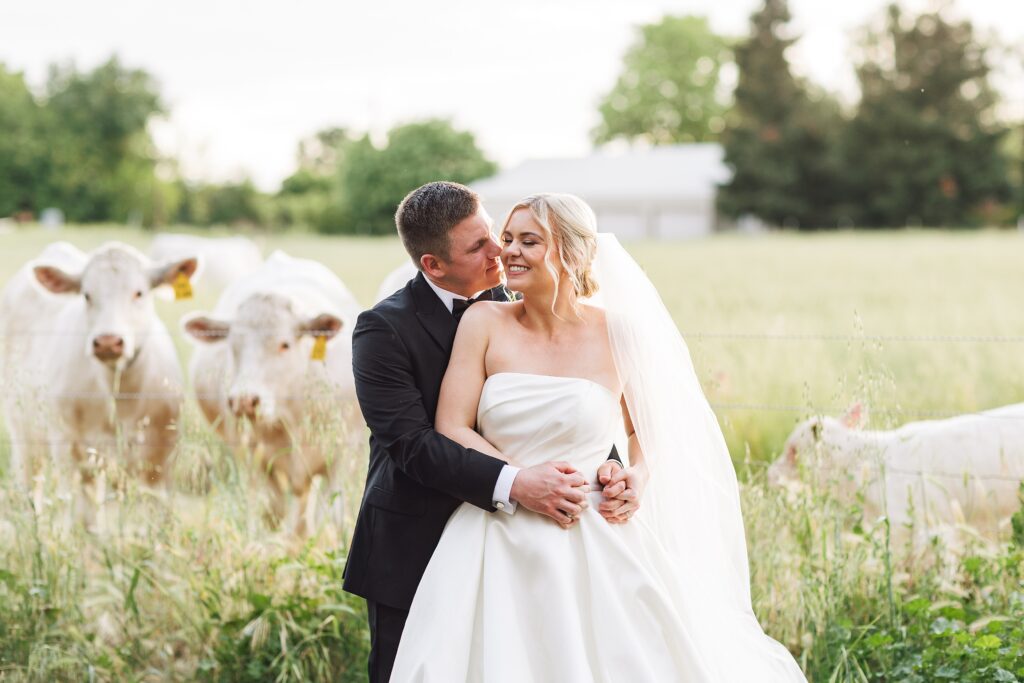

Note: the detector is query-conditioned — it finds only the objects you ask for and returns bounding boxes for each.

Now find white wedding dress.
[389,372,803,682]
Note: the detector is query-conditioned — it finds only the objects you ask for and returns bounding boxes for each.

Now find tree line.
[0,58,495,233]
[1,0,1021,231]
[597,0,1023,229]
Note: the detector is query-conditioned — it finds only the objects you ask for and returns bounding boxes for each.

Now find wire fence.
[3,438,1021,483]
[2,408,1022,483]
[3,323,1024,485]
[4,329,1024,344]
[1,325,1023,419]
[683,332,1024,344]
[0,435,348,449]
[1,392,1023,423]
[752,459,1024,484]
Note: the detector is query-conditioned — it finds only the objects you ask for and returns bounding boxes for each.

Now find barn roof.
[472,143,728,203]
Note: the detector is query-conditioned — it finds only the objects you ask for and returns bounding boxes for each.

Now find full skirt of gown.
[390,372,805,682]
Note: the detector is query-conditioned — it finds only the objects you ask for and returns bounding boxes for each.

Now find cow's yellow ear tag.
[173,271,193,300]
[311,335,327,361]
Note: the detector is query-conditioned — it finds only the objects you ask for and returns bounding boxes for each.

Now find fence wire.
[683,332,1024,344]
[4,329,1024,344]
[2,439,1021,483]
[3,389,1023,424]
[3,323,1024,485]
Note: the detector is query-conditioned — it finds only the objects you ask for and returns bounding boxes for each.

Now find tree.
[169,178,269,227]
[593,15,730,145]
[716,0,847,228]
[273,127,358,229]
[1018,123,1024,218]
[41,56,164,223]
[843,5,1011,227]
[998,122,1023,223]
[320,119,497,235]
[205,179,267,226]
[295,127,357,177]
[0,64,48,217]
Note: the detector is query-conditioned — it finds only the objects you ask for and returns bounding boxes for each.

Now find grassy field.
[4,225,1022,463]
[0,225,1022,681]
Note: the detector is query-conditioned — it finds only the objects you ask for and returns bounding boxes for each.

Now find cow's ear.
[182,313,230,343]
[151,256,200,289]
[840,402,867,430]
[33,265,81,294]
[299,313,343,339]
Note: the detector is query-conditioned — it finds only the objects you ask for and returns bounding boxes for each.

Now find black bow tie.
[452,290,494,321]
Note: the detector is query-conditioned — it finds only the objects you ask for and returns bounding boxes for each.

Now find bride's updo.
[504,193,599,305]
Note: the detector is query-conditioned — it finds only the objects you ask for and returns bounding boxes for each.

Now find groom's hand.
[511,461,590,529]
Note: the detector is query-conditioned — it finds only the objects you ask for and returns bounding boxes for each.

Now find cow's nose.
[92,334,125,360]
[230,394,260,418]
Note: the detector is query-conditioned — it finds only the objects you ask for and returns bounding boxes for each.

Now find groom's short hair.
[396,181,480,268]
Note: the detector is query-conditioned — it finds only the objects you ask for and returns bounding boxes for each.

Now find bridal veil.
[592,233,807,682]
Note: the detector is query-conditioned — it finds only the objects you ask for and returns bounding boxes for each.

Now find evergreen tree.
[844,5,1011,227]
[717,0,846,229]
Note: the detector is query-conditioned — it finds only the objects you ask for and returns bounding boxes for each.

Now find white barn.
[472,143,730,240]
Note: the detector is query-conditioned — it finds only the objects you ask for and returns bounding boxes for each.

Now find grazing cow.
[0,241,197,496]
[374,261,419,304]
[182,250,363,533]
[150,233,262,291]
[770,403,1024,540]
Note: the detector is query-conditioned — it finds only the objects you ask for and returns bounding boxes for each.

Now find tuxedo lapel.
[411,273,458,352]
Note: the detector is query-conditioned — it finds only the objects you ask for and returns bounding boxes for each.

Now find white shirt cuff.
[492,464,520,514]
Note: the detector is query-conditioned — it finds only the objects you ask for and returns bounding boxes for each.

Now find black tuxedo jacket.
[343,272,621,610]
[342,273,511,610]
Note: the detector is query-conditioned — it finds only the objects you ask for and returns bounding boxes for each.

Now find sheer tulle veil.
[590,233,807,681]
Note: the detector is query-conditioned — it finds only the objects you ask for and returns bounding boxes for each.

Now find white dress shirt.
[425,277,519,514]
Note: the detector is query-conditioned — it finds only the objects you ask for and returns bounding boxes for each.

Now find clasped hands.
[509,459,647,529]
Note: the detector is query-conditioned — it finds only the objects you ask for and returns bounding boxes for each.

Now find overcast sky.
[2,0,1021,190]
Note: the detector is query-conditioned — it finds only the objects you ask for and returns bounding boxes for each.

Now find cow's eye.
[279,341,291,352]
[134,290,144,300]
[83,293,92,304]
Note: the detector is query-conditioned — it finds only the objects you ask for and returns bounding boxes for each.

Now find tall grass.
[0,400,370,682]
[0,226,1022,680]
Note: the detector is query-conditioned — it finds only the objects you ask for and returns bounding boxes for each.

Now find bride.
[389,194,806,682]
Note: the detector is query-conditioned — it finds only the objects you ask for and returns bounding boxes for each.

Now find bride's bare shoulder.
[455,300,520,336]
[467,300,521,319]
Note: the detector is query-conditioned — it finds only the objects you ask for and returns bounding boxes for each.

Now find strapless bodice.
[477,372,621,471]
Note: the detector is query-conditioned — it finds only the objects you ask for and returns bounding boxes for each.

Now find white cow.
[374,260,420,304]
[0,241,197,495]
[150,233,262,291]
[182,250,363,533]
[770,403,1024,540]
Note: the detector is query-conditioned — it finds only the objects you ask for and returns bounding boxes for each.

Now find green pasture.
[2,225,1022,466]
[0,225,1022,682]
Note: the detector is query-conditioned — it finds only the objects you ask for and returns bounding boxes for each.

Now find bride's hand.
[598,461,648,524]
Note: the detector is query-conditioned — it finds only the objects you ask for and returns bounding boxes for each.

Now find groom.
[343,181,631,683]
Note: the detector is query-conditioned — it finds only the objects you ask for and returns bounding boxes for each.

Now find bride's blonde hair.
[502,193,599,317]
